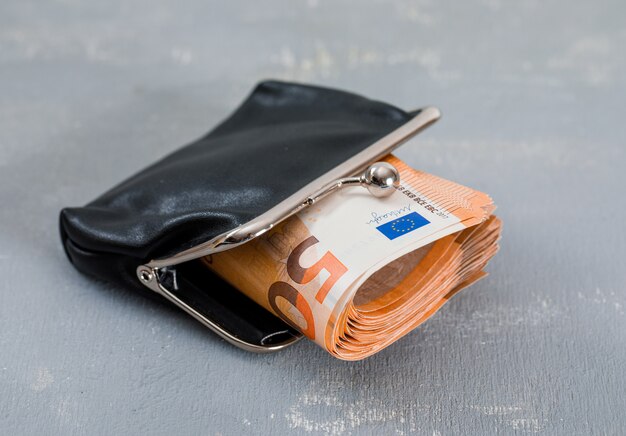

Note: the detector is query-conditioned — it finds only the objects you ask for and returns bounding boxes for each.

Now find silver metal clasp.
[136,107,441,352]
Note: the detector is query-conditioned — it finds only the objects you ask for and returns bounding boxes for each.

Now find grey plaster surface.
[1,1,625,435]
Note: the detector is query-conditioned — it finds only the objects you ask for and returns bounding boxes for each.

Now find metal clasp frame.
[136,107,441,352]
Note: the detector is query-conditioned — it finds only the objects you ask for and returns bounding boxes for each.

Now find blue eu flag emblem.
[376,212,430,240]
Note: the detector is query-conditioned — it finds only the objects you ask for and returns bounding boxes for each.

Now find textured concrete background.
[1,1,625,435]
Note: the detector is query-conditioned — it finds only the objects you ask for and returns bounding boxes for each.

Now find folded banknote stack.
[204,155,501,360]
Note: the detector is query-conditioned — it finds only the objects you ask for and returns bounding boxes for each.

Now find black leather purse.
[59,80,440,352]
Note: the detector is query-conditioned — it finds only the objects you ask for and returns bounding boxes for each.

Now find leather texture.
[60,80,413,346]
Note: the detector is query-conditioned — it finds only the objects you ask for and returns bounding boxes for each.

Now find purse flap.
[60,80,412,262]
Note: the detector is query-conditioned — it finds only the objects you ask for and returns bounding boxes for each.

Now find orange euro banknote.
[204,155,501,360]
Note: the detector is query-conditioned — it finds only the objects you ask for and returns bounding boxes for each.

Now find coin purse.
[59,81,440,352]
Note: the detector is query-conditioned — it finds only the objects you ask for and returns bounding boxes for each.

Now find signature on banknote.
[365,204,412,226]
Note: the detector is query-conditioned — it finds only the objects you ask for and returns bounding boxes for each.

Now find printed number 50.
[267,236,348,339]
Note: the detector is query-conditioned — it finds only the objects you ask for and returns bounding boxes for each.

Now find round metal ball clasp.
[362,162,400,197]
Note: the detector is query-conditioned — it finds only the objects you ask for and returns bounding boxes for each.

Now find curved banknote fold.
[204,155,502,360]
